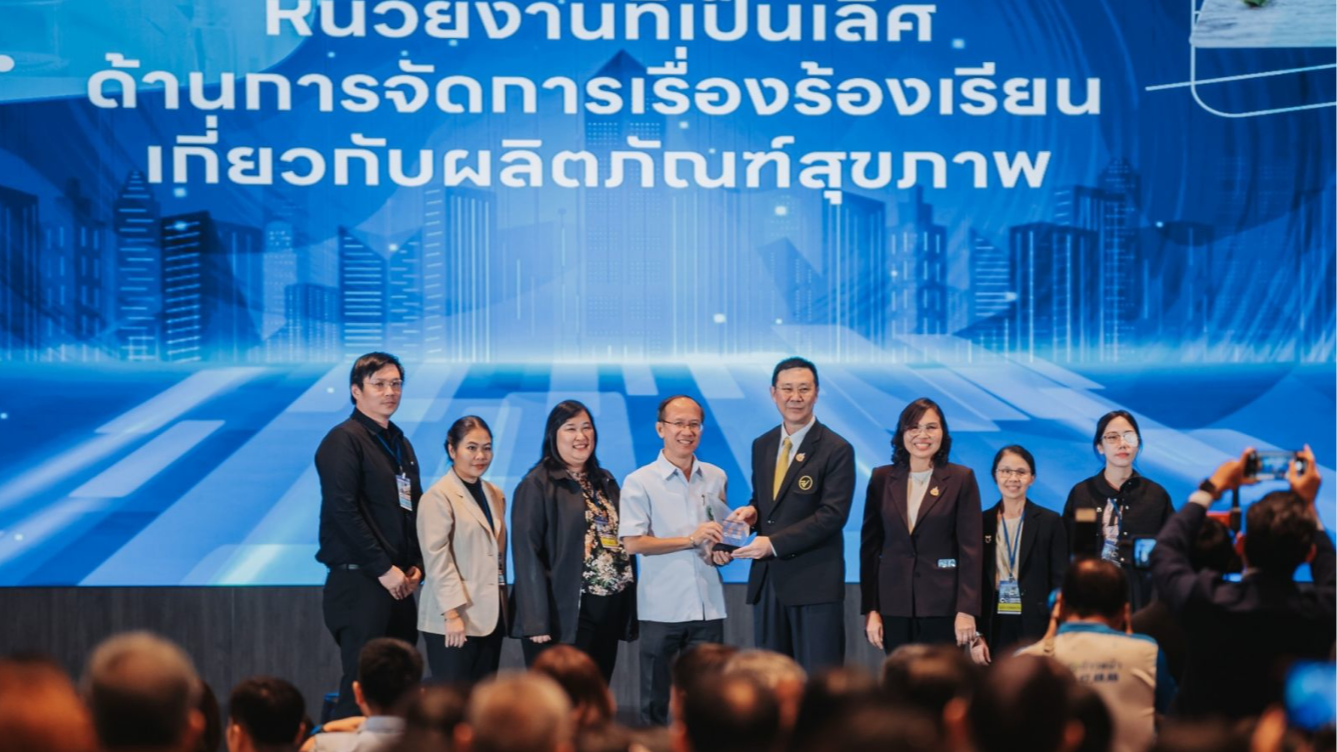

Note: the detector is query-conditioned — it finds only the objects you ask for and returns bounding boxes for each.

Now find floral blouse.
[574,472,634,596]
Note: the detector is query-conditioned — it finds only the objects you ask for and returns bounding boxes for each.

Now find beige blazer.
[417,468,507,637]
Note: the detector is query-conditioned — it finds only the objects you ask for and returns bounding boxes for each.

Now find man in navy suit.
[1151,445,1334,719]
[730,357,856,672]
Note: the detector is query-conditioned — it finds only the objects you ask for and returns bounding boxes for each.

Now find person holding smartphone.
[1062,410,1173,612]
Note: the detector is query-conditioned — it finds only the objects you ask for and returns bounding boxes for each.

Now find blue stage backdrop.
[0,0,1332,586]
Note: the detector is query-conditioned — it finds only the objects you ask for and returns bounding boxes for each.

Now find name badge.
[997,579,1022,614]
[937,558,957,569]
[1101,538,1120,563]
[396,474,413,511]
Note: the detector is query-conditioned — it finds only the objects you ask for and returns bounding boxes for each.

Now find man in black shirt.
[316,352,423,719]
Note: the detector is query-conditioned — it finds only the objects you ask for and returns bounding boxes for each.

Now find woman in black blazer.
[973,445,1068,664]
[861,397,983,654]
[510,400,636,681]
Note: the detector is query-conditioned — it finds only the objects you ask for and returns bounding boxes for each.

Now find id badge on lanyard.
[997,580,1022,614]
[397,474,413,511]
[1101,502,1121,563]
[593,512,620,550]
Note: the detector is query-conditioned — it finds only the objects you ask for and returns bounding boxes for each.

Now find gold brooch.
[930,487,940,497]
[795,453,806,463]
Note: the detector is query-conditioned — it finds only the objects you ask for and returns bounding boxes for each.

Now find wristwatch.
[1198,479,1218,498]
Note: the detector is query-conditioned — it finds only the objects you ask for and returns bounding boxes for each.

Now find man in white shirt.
[1018,558,1174,752]
[621,395,732,726]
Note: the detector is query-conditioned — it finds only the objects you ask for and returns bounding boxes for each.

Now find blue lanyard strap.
[374,433,403,472]
[1000,512,1024,580]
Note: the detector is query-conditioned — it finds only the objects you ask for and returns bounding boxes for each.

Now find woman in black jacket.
[973,445,1068,663]
[510,400,636,681]
[1062,409,1173,612]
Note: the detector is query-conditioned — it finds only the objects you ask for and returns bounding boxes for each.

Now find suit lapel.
[1017,500,1040,575]
[758,428,780,514]
[447,470,493,534]
[886,465,910,532]
[913,464,951,523]
[772,422,824,513]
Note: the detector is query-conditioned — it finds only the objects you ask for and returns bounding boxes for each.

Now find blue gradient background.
[0,0,1332,585]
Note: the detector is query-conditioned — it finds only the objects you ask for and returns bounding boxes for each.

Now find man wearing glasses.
[620,395,731,726]
[315,351,424,719]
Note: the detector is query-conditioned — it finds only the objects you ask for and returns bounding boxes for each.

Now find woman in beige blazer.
[417,415,507,683]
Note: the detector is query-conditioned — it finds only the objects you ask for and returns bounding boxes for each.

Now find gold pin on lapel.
[795,453,806,463]
[930,487,940,497]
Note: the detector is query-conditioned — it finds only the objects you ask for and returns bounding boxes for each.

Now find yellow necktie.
[773,436,792,499]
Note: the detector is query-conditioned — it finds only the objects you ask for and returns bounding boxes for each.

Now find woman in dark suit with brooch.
[971,444,1069,664]
[510,399,636,682]
[861,397,983,654]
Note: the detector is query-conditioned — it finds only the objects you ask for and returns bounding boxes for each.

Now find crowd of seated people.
[0,448,1331,752]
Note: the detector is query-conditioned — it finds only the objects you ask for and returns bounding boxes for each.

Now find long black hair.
[890,397,952,468]
[538,400,602,474]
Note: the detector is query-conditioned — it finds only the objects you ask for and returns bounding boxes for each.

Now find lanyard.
[374,433,403,473]
[999,512,1024,580]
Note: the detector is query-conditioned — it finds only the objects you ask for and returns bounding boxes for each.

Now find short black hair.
[1092,410,1142,460]
[656,395,703,422]
[228,677,305,750]
[880,645,978,730]
[969,655,1076,752]
[1061,558,1128,620]
[1244,491,1316,575]
[682,675,780,752]
[1069,683,1113,752]
[356,638,422,713]
[890,397,952,468]
[991,444,1037,477]
[670,643,738,698]
[349,352,404,405]
[1190,517,1241,574]
[771,357,819,388]
[538,400,603,475]
[445,415,492,453]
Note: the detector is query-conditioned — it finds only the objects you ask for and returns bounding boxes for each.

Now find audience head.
[891,397,952,468]
[1060,558,1130,629]
[81,631,205,752]
[530,646,614,731]
[787,667,880,752]
[390,684,471,752]
[1192,516,1242,574]
[354,638,423,717]
[197,681,222,752]
[669,643,739,723]
[540,400,601,475]
[1068,683,1113,752]
[969,655,1082,752]
[804,703,939,752]
[676,675,779,752]
[1242,491,1317,575]
[722,650,805,731]
[225,677,305,752]
[880,644,979,732]
[460,672,572,752]
[0,654,98,752]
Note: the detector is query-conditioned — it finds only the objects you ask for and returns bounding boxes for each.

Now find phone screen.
[1133,538,1156,569]
[1286,661,1337,731]
[1253,451,1296,481]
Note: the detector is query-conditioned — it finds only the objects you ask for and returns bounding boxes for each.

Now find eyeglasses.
[995,467,1032,479]
[660,420,703,431]
[906,423,942,436]
[367,379,404,392]
[1101,431,1139,447]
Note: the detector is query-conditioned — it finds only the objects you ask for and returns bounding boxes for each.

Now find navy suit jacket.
[860,462,983,618]
[745,420,856,607]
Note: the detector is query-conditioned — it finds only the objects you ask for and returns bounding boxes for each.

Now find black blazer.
[509,463,637,643]
[745,420,856,607]
[1152,503,1335,719]
[979,500,1069,646]
[860,462,982,618]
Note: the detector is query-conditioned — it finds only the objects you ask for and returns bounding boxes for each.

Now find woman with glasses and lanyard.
[970,445,1069,665]
[861,397,983,654]
[510,400,636,682]
[1062,410,1173,612]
